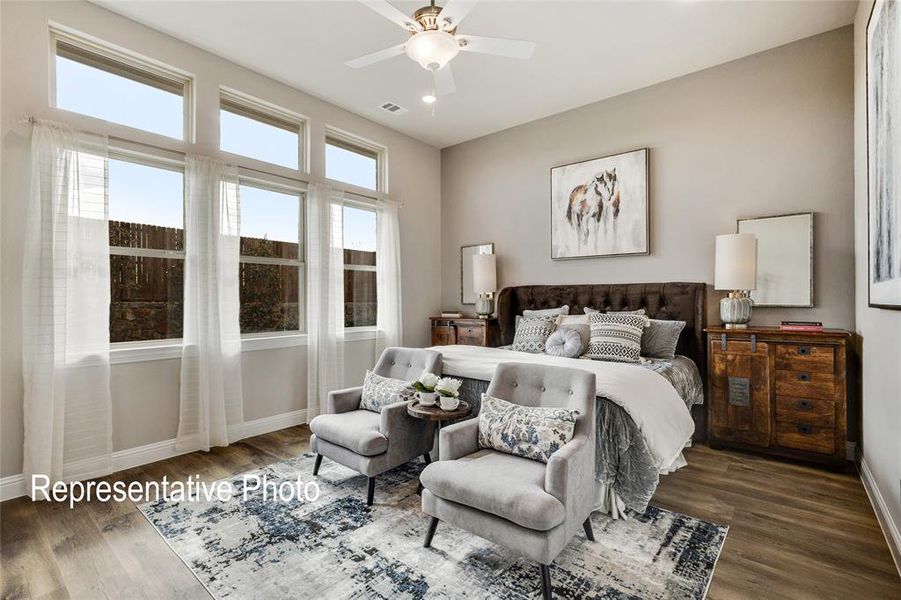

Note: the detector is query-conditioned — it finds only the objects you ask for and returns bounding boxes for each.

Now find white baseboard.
[859,457,901,576]
[0,409,309,503]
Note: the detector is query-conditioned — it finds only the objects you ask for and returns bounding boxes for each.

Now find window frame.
[50,24,194,142]
[325,126,388,194]
[342,199,378,332]
[219,87,309,174]
[237,174,307,338]
[107,145,187,348]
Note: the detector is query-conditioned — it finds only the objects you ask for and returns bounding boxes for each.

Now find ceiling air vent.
[379,101,408,115]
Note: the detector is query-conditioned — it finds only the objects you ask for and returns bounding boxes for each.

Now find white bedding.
[429,344,695,471]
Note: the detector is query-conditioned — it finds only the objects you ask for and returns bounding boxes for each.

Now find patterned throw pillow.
[478,394,579,463]
[511,316,557,353]
[584,307,647,315]
[585,313,650,363]
[642,319,686,359]
[359,370,414,413]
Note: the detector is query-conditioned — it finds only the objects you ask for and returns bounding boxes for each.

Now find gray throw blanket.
[452,356,703,514]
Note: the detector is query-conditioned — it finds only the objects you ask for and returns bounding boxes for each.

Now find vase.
[417,391,437,407]
[439,395,459,410]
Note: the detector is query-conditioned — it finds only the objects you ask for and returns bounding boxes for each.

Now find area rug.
[139,453,727,599]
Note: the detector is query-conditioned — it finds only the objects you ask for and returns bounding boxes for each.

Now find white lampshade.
[473,253,497,294]
[405,31,460,71]
[715,233,757,291]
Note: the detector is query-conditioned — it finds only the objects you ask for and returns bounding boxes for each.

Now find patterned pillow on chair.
[510,316,557,353]
[359,370,415,413]
[478,394,579,463]
[585,313,649,363]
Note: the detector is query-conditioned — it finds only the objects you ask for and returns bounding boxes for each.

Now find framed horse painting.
[550,148,649,260]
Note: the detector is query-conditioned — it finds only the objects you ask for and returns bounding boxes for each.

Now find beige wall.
[853,0,901,554]
[0,1,442,478]
[440,27,854,329]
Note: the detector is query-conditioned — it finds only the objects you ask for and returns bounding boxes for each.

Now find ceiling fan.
[345,0,536,97]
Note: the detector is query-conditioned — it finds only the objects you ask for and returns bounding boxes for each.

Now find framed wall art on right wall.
[867,0,901,309]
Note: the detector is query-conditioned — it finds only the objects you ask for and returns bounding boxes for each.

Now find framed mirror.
[461,243,494,304]
[737,212,813,307]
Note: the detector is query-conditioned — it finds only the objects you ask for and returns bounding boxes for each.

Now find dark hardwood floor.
[1,426,899,599]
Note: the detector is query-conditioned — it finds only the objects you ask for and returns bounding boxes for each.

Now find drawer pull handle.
[798,346,811,356]
[798,373,811,382]
[796,424,813,435]
[795,400,813,410]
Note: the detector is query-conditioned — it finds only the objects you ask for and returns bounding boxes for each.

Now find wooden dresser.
[430,317,500,347]
[705,326,854,466]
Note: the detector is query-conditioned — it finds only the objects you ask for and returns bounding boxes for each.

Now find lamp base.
[720,291,752,328]
[475,294,495,318]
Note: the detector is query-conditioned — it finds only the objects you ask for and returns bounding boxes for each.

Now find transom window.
[238,182,304,334]
[53,33,189,140]
[108,155,185,342]
[326,131,384,192]
[220,90,304,170]
[343,205,377,328]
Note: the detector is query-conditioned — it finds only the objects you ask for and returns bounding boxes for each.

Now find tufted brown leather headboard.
[496,282,709,439]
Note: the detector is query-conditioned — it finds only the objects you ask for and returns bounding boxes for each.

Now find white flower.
[418,371,439,389]
[436,377,462,397]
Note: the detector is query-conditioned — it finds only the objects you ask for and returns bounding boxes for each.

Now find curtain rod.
[20,115,403,208]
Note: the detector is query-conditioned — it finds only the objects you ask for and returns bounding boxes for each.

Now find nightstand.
[706,326,855,467]
[430,317,500,347]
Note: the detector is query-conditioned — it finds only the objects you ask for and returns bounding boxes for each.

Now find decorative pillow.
[544,328,583,358]
[584,307,647,315]
[511,316,557,354]
[478,394,579,463]
[642,319,686,359]
[523,305,570,318]
[554,315,590,355]
[359,370,414,413]
[585,313,650,363]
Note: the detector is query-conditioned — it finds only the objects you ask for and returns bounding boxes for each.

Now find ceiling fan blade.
[345,43,406,69]
[433,64,456,96]
[457,35,535,59]
[359,0,422,32]
[438,0,476,31]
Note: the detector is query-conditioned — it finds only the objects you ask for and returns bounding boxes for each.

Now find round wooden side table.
[407,399,472,493]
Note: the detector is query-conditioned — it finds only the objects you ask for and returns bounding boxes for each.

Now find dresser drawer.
[776,395,835,428]
[456,323,485,345]
[431,326,456,346]
[776,344,834,374]
[775,370,835,399]
[776,420,835,454]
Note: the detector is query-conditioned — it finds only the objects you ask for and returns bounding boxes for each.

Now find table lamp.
[473,253,497,318]
[715,233,757,328]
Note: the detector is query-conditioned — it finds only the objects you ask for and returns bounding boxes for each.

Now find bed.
[428,282,707,518]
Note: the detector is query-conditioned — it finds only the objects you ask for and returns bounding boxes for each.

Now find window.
[108,157,185,343]
[239,183,303,334]
[220,90,303,170]
[326,132,383,191]
[343,205,377,328]
[53,34,189,140]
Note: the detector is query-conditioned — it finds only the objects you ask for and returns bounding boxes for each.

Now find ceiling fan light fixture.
[405,30,460,71]
[422,94,437,104]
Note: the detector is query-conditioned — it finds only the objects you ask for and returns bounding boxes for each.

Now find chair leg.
[539,564,553,600]
[313,454,323,476]
[366,476,375,506]
[422,452,432,465]
[423,517,439,548]
[583,517,595,542]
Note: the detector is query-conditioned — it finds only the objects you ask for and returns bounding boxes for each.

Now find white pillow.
[523,305,569,318]
[544,328,583,358]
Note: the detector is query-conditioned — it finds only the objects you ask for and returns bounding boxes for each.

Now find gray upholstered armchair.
[309,347,442,506]
[419,362,597,600]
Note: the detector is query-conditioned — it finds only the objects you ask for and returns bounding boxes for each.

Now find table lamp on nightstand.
[715,233,757,328]
[473,253,497,318]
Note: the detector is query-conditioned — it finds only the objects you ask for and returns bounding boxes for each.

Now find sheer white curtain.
[306,183,345,420]
[375,199,403,354]
[23,122,112,498]
[177,156,245,452]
